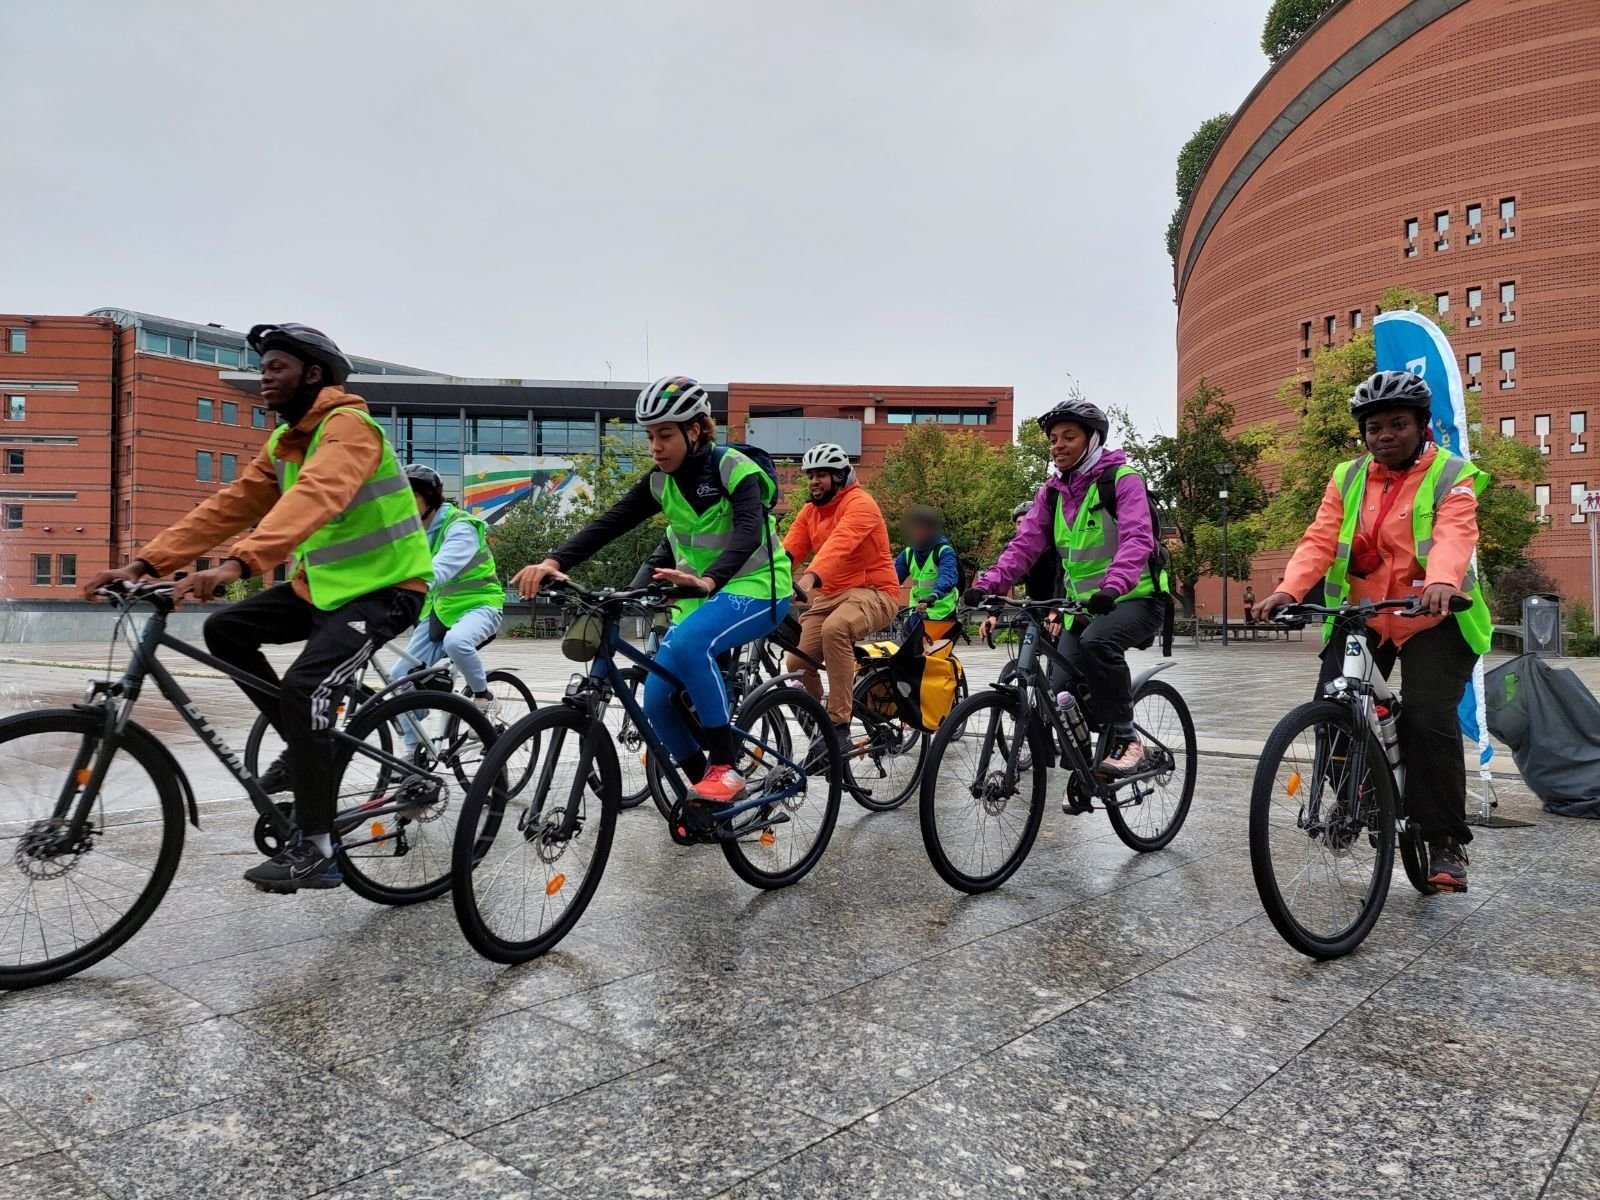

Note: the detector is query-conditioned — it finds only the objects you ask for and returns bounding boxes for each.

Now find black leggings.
[1315,617,1476,845]
[203,583,423,837]
[1047,597,1164,727]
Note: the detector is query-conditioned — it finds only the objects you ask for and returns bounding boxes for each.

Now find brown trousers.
[788,587,900,724]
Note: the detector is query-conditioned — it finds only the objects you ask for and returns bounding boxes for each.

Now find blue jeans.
[642,592,789,764]
[403,606,502,692]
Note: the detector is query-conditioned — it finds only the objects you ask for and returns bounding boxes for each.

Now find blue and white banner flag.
[1373,310,1493,774]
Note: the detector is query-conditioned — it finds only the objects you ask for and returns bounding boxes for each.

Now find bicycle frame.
[559,597,810,826]
[66,599,450,853]
[1325,626,1405,800]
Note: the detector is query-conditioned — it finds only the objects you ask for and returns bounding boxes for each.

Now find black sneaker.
[244,838,343,893]
[258,752,293,796]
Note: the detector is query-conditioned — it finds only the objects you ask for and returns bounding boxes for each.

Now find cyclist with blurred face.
[510,377,791,807]
[895,505,960,642]
[400,464,505,720]
[970,398,1164,789]
[82,324,432,892]
[1255,370,1490,892]
[782,443,900,748]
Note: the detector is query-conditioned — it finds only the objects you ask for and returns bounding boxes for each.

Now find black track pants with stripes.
[204,582,424,837]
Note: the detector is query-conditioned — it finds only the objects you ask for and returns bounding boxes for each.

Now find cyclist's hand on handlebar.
[651,567,712,595]
[1255,591,1295,622]
[511,558,567,600]
[1086,589,1118,617]
[170,560,242,604]
[1045,611,1063,639]
[1420,582,1465,617]
[962,587,988,607]
[83,562,149,601]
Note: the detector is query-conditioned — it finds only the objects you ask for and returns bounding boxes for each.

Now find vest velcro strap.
[304,513,428,568]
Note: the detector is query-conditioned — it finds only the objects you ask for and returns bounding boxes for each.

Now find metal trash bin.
[1522,594,1563,657]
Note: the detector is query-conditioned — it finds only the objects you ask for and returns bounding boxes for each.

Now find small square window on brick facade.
[3,449,22,474]
[1434,210,1450,251]
[57,555,76,587]
[1466,203,1483,245]
[32,554,50,585]
[1572,412,1587,454]
[8,329,26,354]
[1350,309,1363,330]
[1534,483,1550,516]
[1435,291,1450,314]
[1466,287,1483,327]
[1300,321,1312,358]
[2,503,21,530]
[197,397,214,422]
[1323,316,1335,346]
[1404,218,1418,257]
[1535,413,1550,455]
[1467,353,1482,390]
[1499,415,1514,437]
[1500,348,1517,390]
[1572,483,1590,524]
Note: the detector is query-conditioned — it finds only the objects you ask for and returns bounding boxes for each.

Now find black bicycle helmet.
[1349,370,1432,419]
[1037,397,1109,440]
[1011,501,1032,520]
[247,323,353,386]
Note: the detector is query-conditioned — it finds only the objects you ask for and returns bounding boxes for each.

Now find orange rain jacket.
[138,388,429,604]
[782,481,900,599]
[1280,445,1480,648]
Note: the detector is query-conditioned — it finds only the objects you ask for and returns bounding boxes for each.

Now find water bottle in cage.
[1056,690,1093,754]
[1374,701,1402,769]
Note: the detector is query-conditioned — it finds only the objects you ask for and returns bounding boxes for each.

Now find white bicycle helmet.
[800,443,851,472]
[636,375,712,426]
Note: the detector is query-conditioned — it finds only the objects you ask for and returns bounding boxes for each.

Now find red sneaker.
[692,764,746,805]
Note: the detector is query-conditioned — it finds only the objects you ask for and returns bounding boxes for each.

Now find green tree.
[1165,112,1232,266]
[1261,0,1338,59]
[872,423,1038,580]
[1112,381,1268,616]
[1261,286,1545,588]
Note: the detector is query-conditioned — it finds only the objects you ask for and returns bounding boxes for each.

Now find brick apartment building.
[0,309,1013,602]
[1174,0,1600,610]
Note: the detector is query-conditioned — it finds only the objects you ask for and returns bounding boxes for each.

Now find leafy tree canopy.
[1166,112,1232,268]
[1261,0,1338,60]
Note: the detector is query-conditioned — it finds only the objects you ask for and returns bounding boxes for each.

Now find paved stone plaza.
[1,631,1598,1199]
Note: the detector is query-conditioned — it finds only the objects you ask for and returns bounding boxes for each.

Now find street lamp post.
[1218,461,1236,648]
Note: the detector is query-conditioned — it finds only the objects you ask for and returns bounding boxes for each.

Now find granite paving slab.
[0,1151,112,1200]
[316,1140,539,1199]
[1543,1120,1600,1200]
[0,975,210,1071]
[724,1127,1001,1199]
[0,1098,51,1167]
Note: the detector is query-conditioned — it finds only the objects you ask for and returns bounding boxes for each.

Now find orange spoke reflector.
[1286,771,1302,797]
[75,769,91,786]
[546,873,566,896]
[370,821,387,838]
[759,829,775,846]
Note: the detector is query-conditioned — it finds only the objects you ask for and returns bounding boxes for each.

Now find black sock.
[679,751,707,783]
[1113,721,1136,741]
[703,725,737,767]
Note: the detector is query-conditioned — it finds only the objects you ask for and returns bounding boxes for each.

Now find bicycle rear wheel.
[843,677,926,812]
[444,669,538,795]
[1249,700,1396,959]
[0,710,185,989]
[1104,678,1196,852]
[1398,820,1438,895]
[721,686,841,889]
[918,690,1048,892]
[451,707,619,963]
[244,685,378,784]
[333,691,501,906]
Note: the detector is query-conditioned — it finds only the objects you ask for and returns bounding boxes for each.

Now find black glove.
[1087,589,1119,616]
[962,587,988,607]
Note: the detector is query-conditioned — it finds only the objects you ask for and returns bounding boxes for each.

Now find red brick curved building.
[1175,0,1600,601]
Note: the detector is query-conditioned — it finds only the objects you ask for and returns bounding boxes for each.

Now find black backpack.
[716,443,781,509]
[1090,464,1175,655]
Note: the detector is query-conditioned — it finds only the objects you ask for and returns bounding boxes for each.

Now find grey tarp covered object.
[1485,654,1600,817]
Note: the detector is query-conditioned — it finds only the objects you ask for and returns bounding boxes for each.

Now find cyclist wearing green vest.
[1257,370,1488,892]
[400,464,506,719]
[84,324,431,893]
[511,376,792,807]
[970,398,1164,787]
[895,505,960,640]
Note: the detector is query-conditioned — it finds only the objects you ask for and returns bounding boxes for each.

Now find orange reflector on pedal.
[1286,771,1301,797]
[546,873,566,896]
[759,830,775,846]
[75,769,91,786]
[370,821,387,838]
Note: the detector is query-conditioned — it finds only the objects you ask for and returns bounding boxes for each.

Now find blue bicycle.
[450,580,843,964]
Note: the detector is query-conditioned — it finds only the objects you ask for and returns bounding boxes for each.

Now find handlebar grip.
[962,587,987,607]
[1448,592,1474,614]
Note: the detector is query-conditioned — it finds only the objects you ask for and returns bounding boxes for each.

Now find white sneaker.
[470,690,500,719]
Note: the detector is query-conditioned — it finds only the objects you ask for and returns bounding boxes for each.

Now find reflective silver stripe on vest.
[346,472,411,513]
[273,456,289,490]
[303,513,427,568]
[1416,454,1468,559]
[1335,454,1372,561]
[431,548,493,596]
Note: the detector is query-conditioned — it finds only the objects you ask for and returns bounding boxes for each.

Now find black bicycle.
[1249,596,1471,959]
[450,581,842,964]
[0,582,503,990]
[919,596,1197,892]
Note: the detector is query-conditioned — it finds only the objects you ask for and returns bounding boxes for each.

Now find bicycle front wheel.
[452,706,618,963]
[1104,678,1197,852]
[333,691,501,906]
[919,690,1048,893]
[444,669,538,796]
[722,685,841,889]
[1249,700,1396,959]
[0,710,185,989]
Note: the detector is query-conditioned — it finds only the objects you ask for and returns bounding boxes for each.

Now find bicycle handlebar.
[542,578,707,610]
[94,579,178,607]
[1271,594,1473,627]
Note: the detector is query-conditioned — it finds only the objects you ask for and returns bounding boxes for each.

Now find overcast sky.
[0,1,1269,435]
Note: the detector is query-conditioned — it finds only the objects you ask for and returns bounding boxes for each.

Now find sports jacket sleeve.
[1102,472,1157,597]
[430,518,481,586]
[782,505,816,566]
[1279,477,1346,601]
